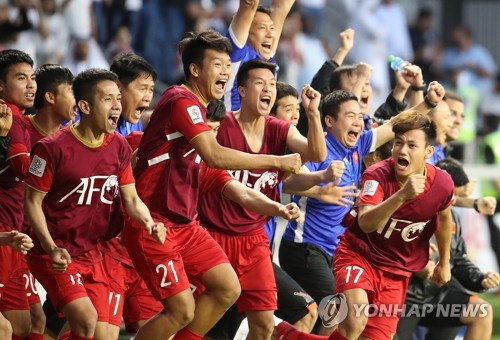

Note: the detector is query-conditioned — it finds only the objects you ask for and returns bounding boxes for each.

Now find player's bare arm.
[269,0,295,53]
[0,230,33,254]
[119,184,166,244]
[286,85,326,163]
[283,161,345,193]
[358,174,426,233]
[431,206,452,286]
[230,0,259,45]
[453,196,497,215]
[24,186,71,272]
[373,81,446,148]
[222,180,301,221]
[190,131,302,173]
[331,28,355,66]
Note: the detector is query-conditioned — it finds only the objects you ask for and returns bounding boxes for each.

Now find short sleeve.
[168,98,211,142]
[25,144,54,193]
[358,173,385,206]
[199,163,233,195]
[118,164,135,187]
[7,115,29,159]
[358,130,375,158]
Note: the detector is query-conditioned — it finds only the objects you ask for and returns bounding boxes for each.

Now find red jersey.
[23,115,47,145]
[198,112,290,234]
[341,158,454,275]
[133,85,212,225]
[25,127,134,256]
[0,111,30,230]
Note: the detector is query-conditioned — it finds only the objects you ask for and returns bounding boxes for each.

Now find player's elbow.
[358,216,376,233]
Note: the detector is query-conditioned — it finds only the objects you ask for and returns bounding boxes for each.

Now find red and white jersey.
[341,158,454,275]
[133,85,212,225]
[0,107,30,230]
[198,112,290,234]
[25,127,134,256]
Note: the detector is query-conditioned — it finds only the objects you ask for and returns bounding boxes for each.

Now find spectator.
[441,24,497,95]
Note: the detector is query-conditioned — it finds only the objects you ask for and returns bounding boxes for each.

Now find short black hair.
[271,82,298,115]
[0,49,34,82]
[110,53,157,86]
[73,68,119,105]
[321,90,358,122]
[178,30,232,81]
[329,64,357,92]
[206,100,226,122]
[34,64,74,110]
[436,157,469,187]
[392,110,437,146]
[256,6,271,17]
[236,58,276,88]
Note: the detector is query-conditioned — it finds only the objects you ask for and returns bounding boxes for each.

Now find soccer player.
[24,69,165,340]
[102,53,163,339]
[198,58,325,339]
[275,110,455,340]
[17,64,76,340]
[279,84,445,335]
[122,30,301,340]
[224,0,295,110]
[0,49,37,339]
[397,157,500,340]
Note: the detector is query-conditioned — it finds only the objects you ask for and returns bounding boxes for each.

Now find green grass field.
[483,292,500,340]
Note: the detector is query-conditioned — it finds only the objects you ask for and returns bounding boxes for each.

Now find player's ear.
[424,145,434,159]
[77,100,90,115]
[237,85,246,98]
[324,115,334,128]
[189,63,200,78]
[44,92,55,105]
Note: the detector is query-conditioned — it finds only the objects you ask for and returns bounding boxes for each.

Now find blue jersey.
[426,144,445,165]
[115,116,143,137]
[282,130,376,256]
[224,27,277,111]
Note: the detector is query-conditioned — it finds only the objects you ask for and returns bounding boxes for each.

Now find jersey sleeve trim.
[369,129,378,153]
[25,182,48,194]
[7,152,29,160]
[228,25,246,49]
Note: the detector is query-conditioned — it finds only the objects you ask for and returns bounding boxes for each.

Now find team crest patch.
[187,105,204,124]
[362,180,379,196]
[29,155,47,177]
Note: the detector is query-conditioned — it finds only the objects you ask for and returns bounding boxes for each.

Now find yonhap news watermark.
[318,293,489,328]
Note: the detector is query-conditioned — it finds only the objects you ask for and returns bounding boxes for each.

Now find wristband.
[424,95,437,109]
[473,199,480,213]
[410,83,427,91]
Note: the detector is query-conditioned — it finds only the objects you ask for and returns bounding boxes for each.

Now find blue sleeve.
[358,130,374,158]
[227,28,248,63]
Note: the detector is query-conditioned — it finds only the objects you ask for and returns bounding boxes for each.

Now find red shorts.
[102,254,126,327]
[28,250,110,323]
[122,219,229,301]
[334,244,409,339]
[0,241,28,312]
[19,255,42,305]
[123,264,163,332]
[208,228,277,313]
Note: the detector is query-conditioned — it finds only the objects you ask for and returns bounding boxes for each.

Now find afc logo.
[59,175,119,205]
[376,218,430,242]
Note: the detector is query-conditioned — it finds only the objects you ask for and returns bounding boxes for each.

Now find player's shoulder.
[364,158,393,178]
[429,163,454,189]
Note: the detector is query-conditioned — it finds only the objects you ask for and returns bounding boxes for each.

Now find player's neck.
[72,121,105,147]
[183,83,209,107]
[233,107,265,135]
[32,109,63,136]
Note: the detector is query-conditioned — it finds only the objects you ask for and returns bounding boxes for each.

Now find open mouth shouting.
[108,113,120,129]
[347,129,360,143]
[396,157,410,170]
[215,79,227,94]
[260,95,271,111]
